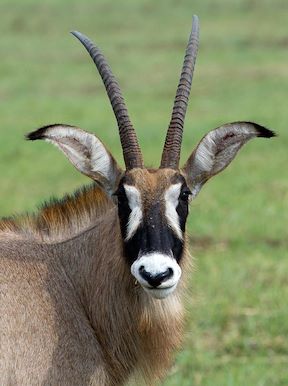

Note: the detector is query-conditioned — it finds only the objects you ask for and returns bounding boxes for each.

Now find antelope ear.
[181,122,275,199]
[26,124,123,195]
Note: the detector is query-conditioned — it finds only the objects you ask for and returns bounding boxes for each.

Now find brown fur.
[0,169,189,386]
[0,184,112,242]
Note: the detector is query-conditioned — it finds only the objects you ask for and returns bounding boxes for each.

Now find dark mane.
[0,183,114,242]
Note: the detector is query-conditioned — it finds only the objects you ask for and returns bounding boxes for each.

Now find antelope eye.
[179,187,192,202]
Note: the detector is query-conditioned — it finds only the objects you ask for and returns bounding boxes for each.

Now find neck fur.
[56,211,186,385]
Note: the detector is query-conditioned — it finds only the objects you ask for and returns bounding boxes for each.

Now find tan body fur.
[0,170,186,386]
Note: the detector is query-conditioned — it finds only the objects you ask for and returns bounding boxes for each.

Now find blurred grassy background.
[0,0,287,385]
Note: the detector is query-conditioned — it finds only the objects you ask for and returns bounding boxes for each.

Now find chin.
[142,283,178,299]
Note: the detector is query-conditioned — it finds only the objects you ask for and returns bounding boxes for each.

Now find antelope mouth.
[141,283,178,299]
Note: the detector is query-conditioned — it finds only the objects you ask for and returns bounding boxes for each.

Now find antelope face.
[115,169,191,299]
[27,16,274,301]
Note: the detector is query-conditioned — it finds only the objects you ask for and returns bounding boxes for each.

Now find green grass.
[0,0,287,384]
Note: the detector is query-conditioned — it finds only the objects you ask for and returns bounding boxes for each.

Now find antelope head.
[27,16,274,299]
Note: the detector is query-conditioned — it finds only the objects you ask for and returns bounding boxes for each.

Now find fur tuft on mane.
[0,184,114,242]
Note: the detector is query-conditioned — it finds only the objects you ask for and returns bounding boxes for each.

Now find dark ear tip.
[26,127,47,141]
[254,123,276,139]
[25,124,60,141]
[234,121,276,138]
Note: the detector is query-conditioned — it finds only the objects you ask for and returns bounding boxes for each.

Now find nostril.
[166,267,173,279]
[168,267,173,276]
[139,265,150,281]
[157,267,173,283]
[139,266,174,288]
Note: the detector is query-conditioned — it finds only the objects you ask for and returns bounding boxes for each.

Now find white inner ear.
[46,126,112,181]
[194,134,215,172]
[194,130,244,176]
[164,183,183,240]
[124,185,143,241]
[89,137,111,180]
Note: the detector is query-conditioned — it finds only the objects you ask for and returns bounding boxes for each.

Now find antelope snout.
[139,266,173,288]
[131,253,182,299]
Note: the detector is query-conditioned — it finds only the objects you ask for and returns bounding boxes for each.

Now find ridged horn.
[71,31,144,170]
[160,15,200,169]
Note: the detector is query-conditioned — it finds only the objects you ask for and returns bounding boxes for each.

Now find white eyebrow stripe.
[164,183,183,241]
[124,184,143,241]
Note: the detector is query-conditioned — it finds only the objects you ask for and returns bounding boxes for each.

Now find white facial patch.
[124,184,143,241]
[164,183,183,240]
[131,252,182,299]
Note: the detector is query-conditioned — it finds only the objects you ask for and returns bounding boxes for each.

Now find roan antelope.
[0,15,274,386]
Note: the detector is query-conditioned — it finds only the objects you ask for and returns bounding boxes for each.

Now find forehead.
[121,169,185,197]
